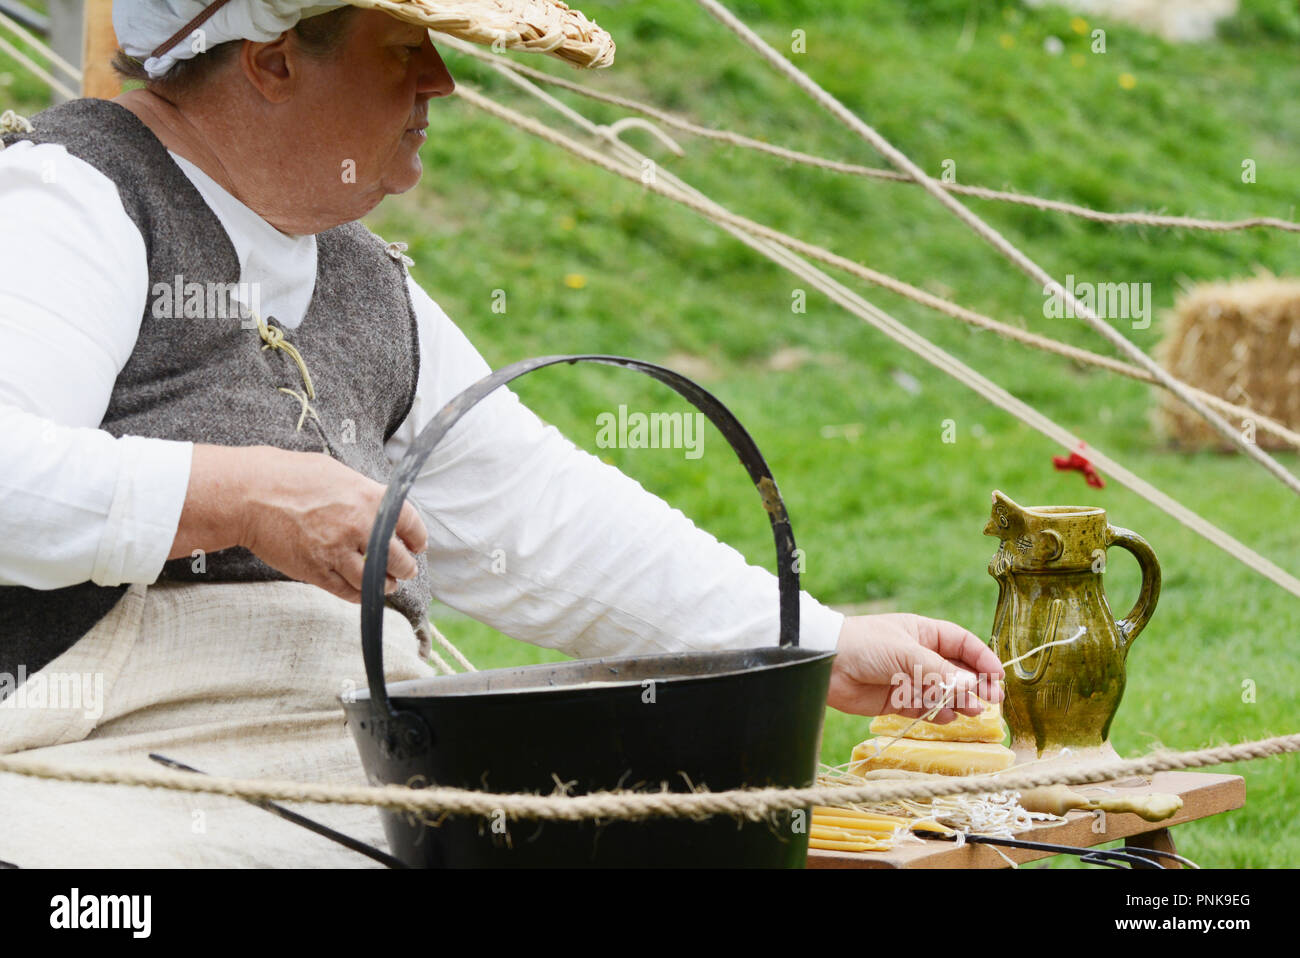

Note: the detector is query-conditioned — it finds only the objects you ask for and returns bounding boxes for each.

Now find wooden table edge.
[806,770,1245,869]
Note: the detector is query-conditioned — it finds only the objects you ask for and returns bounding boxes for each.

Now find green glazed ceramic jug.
[984,490,1161,760]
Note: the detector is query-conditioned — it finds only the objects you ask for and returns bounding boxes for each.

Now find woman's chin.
[385,159,424,196]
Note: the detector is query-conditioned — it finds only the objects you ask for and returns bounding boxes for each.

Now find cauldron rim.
[341,645,836,706]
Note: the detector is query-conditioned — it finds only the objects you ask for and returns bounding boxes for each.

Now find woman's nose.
[419,43,456,98]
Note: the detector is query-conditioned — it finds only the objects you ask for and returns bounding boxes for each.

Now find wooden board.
[806,770,1244,869]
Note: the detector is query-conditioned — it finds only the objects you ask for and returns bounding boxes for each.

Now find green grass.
[4,0,1298,866]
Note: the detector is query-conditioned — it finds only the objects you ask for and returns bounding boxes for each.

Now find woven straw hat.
[149,0,615,71]
[348,0,614,68]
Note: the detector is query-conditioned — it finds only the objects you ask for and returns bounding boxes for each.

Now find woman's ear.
[241,34,295,103]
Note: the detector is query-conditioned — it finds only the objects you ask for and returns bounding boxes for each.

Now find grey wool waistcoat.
[0,98,434,685]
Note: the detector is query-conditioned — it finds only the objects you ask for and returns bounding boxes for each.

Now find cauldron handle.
[360,355,802,724]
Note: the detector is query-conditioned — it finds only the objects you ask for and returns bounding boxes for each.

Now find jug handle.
[1106,526,1161,646]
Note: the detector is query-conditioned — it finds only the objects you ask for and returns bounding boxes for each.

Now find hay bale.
[1156,275,1300,451]
[1022,0,1238,43]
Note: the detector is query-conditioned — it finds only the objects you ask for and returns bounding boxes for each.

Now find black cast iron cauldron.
[341,355,836,867]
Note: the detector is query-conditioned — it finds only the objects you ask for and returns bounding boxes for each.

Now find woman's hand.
[825,613,1004,722]
[170,444,428,603]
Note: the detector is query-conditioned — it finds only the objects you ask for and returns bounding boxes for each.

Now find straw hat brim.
[349,0,615,69]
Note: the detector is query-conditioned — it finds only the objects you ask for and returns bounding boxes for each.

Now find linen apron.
[0,580,439,868]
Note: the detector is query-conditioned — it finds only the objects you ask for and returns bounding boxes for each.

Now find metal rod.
[1079,851,1130,870]
[1117,844,1200,869]
[915,828,1165,869]
[148,753,407,869]
[1082,847,1168,869]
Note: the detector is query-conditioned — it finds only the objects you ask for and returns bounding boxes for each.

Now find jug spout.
[983,490,1113,572]
[983,490,1018,539]
[984,490,1077,568]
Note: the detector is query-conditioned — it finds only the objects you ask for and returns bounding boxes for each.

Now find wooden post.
[82,0,120,99]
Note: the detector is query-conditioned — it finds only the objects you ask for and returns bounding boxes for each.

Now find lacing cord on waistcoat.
[247,307,320,431]
[0,109,34,141]
[276,387,321,432]
[251,309,315,399]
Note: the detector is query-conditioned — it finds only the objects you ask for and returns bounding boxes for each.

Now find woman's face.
[289,10,455,210]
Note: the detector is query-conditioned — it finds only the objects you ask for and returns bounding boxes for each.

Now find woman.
[0,0,1001,866]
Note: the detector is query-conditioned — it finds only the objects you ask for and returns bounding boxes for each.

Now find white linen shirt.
[0,138,844,657]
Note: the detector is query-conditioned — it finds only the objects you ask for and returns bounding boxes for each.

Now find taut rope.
[0,33,75,101]
[439,35,1299,451]
[450,83,1300,600]
[1,733,1295,822]
[0,11,81,86]
[692,0,1300,498]
[436,33,1300,235]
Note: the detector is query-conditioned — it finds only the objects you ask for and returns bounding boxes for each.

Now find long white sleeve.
[0,137,844,653]
[0,141,193,589]
[386,279,845,657]
[0,405,192,588]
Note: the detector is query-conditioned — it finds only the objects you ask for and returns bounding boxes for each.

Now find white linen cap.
[114,0,348,79]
